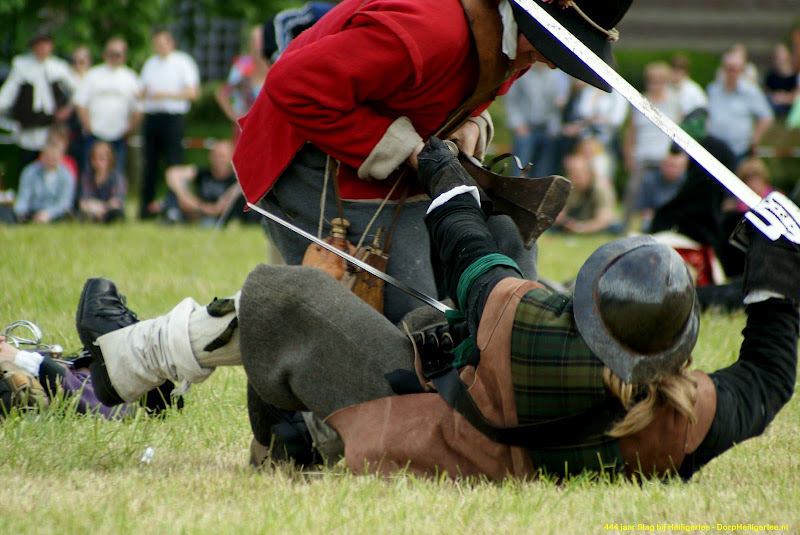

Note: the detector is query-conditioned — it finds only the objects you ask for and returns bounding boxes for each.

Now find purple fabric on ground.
[61,367,137,419]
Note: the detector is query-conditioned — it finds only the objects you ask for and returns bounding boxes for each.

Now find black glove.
[417,137,480,201]
[742,223,800,305]
[411,322,469,379]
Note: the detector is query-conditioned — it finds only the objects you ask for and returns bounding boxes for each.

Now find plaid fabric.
[510,287,624,476]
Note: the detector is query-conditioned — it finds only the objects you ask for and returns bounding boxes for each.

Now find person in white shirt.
[572,82,628,178]
[0,33,77,167]
[73,38,142,179]
[707,51,774,168]
[138,29,200,219]
[622,61,682,230]
[669,54,708,116]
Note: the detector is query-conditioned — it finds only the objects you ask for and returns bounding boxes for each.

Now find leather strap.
[382,183,409,255]
[331,159,346,222]
[430,367,625,448]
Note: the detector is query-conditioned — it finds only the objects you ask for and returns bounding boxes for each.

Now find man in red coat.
[233,0,633,322]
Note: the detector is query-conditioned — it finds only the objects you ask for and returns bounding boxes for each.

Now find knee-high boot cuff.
[96,321,168,403]
[97,298,213,402]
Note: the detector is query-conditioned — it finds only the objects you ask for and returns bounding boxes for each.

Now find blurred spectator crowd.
[0,28,267,226]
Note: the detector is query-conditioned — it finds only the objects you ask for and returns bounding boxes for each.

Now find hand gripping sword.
[510,0,800,246]
[247,202,453,313]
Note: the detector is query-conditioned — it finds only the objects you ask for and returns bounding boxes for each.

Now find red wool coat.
[232,0,516,202]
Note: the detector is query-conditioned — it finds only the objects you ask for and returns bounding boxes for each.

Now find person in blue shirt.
[13,142,75,223]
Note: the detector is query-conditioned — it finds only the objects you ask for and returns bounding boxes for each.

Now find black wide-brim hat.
[509,0,633,92]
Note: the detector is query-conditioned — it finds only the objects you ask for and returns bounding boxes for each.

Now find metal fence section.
[172,2,246,82]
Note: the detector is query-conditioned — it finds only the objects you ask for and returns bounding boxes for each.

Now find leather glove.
[417,136,480,201]
[742,223,800,305]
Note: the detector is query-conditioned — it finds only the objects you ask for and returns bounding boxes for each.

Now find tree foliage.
[0,0,300,68]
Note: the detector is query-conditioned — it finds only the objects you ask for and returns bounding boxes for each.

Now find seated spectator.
[553,152,620,234]
[763,43,798,119]
[163,140,250,226]
[13,142,75,223]
[723,156,774,214]
[573,135,616,199]
[78,141,126,223]
[636,151,688,232]
[45,125,78,182]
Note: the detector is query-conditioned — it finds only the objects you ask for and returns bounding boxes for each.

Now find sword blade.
[247,202,453,314]
[511,0,762,210]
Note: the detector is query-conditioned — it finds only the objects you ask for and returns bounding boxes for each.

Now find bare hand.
[448,120,480,157]
[177,195,202,215]
[200,201,223,217]
[32,211,52,224]
[0,337,20,362]
[406,141,426,170]
[54,106,72,122]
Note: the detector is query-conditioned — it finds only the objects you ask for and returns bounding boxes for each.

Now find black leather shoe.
[76,278,139,406]
[76,278,138,349]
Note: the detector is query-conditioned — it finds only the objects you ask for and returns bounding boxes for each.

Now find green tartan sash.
[510,287,624,476]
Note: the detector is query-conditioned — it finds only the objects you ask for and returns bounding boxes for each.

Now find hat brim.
[509,0,616,92]
[573,236,699,383]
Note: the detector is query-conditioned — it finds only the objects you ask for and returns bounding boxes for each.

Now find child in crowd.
[13,142,75,223]
[78,141,126,223]
[722,157,774,214]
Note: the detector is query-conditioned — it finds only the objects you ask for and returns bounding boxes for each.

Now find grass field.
[1,222,798,535]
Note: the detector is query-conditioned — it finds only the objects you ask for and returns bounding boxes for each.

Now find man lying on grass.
[76,137,798,481]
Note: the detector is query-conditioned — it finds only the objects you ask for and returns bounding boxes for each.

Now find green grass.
[1,222,798,534]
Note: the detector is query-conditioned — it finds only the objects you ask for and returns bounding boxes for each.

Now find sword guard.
[730,191,800,251]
